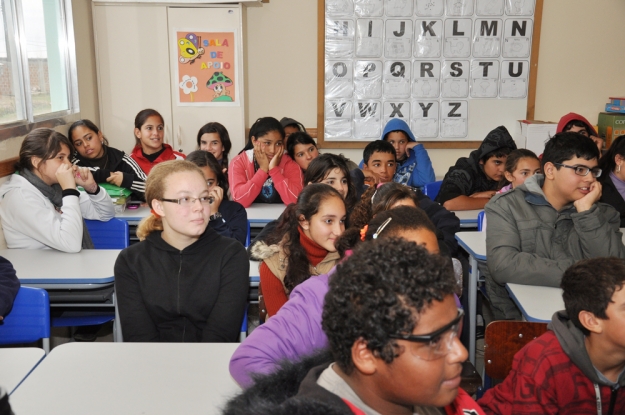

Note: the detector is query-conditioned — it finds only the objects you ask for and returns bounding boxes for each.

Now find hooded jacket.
[0,174,115,252]
[479,311,625,415]
[382,118,436,189]
[228,149,303,208]
[484,174,625,320]
[114,227,249,342]
[436,126,517,204]
[129,144,185,175]
[556,112,599,136]
[226,350,484,415]
[72,145,147,198]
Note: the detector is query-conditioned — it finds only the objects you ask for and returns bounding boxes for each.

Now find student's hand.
[470,190,496,199]
[405,141,418,157]
[253,141,270,173]
[55,163,77,190]
[209,186,223,212]
[574,181,602,213]
[361,166,379,188]
[106,171,124,187]
[222,167,227,175]
[268,145,284,171]
[73,166,98,194]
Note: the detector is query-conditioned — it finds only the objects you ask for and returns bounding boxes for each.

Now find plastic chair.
[85,218,129,249]
[0,286,50,353]
[246,221,251,248]
[477,320,548,397]
[423,180,442,201]
[477,211,485,231]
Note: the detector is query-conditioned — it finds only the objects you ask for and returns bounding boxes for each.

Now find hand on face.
[106,171,124,187]
[268,144,284,170]
[574,180,602,212]
[73,166,98,193]
[209,186,223,212]
[405,141,418,157]
[253,140,270,173]
[55,163,77,190]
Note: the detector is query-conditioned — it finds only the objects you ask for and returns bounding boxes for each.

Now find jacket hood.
[382,118,416,142]
[145,226,220,254]
[0,174,25,198]
[556,113,598,136]
[550,310,625,387]
[470,125,517,161]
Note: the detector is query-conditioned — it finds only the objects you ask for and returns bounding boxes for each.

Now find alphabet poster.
[175,30,237,106]
[323,0,536,141]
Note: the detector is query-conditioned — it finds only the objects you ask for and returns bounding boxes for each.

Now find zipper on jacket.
[608,387,618,415]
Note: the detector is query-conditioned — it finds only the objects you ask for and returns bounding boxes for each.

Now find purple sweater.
[229,266,463,387]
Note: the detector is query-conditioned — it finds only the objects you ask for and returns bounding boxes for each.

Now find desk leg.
[468,254,477,365]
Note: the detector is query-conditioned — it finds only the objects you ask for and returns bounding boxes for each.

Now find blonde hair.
[136,160,205,240]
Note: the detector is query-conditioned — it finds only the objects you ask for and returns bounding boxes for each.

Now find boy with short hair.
[485,132,625,320]
[382,118,436,190]
[435,126,516,210]
[223,239,484,415]
[353,140,397,191]
[479,257,625,414]
[557,112,603,151]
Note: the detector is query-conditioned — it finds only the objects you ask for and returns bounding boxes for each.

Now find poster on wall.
[323,0,536,142]
[175,30,238,106]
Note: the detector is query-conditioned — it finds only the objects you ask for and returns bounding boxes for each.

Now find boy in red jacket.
[479,257,625,414]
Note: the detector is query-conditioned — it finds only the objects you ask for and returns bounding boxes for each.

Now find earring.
[618,164,621,173]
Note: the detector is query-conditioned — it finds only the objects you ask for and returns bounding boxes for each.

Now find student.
[231,206,441,387]
[185,150,247,246]
[599,135,625,226]
[280,116,306,139]
[497,148,541,193]
[348,182,460,257]
[229,117,303,207]
[248,153,358,258]
[226,238,483,415]
[383,118,436,189]
[0,128,115,252]
[485,132,625,320]
[354,140,397,192]
[69,119,147,199]
[0,257,19,320]
[130,109,185,175]
[114,160,249,342]
[286,132,319,172]
[252,183,345,317]
[557,112,603,152]
[436,126,517,210]
[479,257,625,414]
[196,122,231,173]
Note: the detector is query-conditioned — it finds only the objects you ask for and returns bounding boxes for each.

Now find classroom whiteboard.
[317,0,543,149]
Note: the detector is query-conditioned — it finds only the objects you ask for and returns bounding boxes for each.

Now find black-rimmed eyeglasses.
[553,163,602,178]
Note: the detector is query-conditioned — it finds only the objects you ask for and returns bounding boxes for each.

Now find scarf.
[20,169,94,249]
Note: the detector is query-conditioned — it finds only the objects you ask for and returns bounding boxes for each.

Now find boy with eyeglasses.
[224,238,484,415]
[484,132,625,320]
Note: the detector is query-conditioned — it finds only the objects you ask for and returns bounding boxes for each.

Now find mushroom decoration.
[206,72,234,102]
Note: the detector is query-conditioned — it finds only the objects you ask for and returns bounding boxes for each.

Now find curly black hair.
[562,257,625,336]
[322,238,456,374]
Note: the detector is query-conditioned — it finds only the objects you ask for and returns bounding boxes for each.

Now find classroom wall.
[3,0,625,179]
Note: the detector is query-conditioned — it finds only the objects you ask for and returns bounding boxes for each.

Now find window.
[0,0,78,127]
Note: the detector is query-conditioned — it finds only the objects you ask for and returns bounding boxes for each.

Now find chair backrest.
[423,180,442,201]
[0,286,50,346]
[477,210,486,231]
[85,218,129,249]
[484,320,548,379]
[246,221,251,247]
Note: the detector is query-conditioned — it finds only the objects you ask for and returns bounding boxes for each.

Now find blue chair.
[477,211,485,231]
[246,221,251,248]
[423,180,443,201]
[85,218,129,249]
[240,304,249,342]
[0,286,50,353]
[52,219,126,340]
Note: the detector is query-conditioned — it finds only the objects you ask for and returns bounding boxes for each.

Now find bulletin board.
[317,0,544,149]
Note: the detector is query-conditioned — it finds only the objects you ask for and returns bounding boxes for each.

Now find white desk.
[454,232,485,365]
[115,206,150,224]
[10,343,241,415]
[506,283,564,323]
[453,210,482,229]
[246,203,286,225]
[0,348,45,395]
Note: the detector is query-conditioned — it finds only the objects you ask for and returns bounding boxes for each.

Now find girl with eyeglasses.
[186,150,248,246]
[115,160,248,342]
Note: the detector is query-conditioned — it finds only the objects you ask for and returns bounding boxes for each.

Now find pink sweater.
[228,150,303,207]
